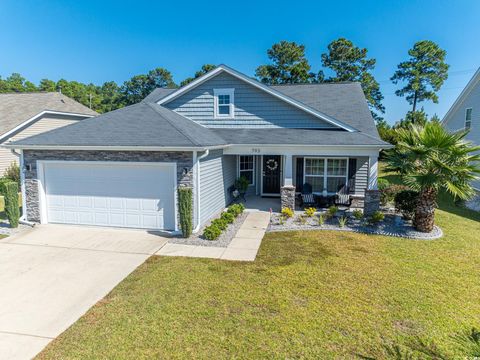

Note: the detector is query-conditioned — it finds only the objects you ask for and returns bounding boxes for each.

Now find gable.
[164,72,340,129]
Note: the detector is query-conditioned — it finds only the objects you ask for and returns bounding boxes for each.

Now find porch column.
[284,154,293,186]
[364,155,380,216]
[368,155,378,190]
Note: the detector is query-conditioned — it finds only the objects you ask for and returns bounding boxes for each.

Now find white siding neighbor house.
[443,67,480,190]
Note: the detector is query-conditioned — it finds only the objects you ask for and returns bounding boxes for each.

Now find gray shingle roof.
[271,82,379,138]
[10,102,226,148]
[0,92,97,135]
[212,128,388,146]
[143,88,177,103]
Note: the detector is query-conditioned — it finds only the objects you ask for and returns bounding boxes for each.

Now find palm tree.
[385,121,480,232]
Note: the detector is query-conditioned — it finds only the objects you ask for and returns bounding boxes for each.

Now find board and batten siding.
[199,150,236,225]
[165,72,335,129]
[443,79,480,189]
[0,115,82,175]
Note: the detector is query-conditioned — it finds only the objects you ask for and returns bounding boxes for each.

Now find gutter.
[193,149,210,233]
[10,149,35,227]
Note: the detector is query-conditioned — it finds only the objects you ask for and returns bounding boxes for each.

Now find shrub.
[178,187,193,238]
[234,176,249,193]
[380,184,409,206]
[318,214,325,226]
[304,207,316,217]
[368,211,385,225]
[3,162,20,185]
[211,218,228,231]
[327,206,338,217]
[281,207,294,218]
[221,211,235,224]
[352,209,363,220]
[394,190,419,220]
[338,216,348,228]
[0,180,19,228]
[227,203,245,217]
[203,224,222,240]
[377,178,390,190]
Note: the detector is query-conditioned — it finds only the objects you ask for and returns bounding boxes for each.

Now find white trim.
[303,157,349,195]
[19,149,28,221]
[213,88,235,119]
[237,154,255,186]
[1,144,228,151]
[157,65,357,132]
[465,107,473,130]
[224,145,384,157]
[194,149,210,232]
[260,155,283,197]
[36,160,178,231]
[0,110,94,143]
[443,67,480,125]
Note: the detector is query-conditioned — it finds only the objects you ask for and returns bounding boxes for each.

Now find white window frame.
[303,157,349,194]
[237,155,255,186]
[465,107,473,130]
[214,88,235,119]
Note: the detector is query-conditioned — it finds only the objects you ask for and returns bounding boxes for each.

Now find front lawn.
[37,175,480,358]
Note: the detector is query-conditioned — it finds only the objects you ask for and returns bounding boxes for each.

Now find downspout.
[193,149,209,233]
[10,148,35,227]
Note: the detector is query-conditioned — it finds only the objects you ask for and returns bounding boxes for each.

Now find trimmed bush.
[327,206,338,217]
[221,211,235,224]
[0,180,19,228]
[395,190,419,220]
[368,211,385,225]
[377,178,390,190]
[227,203,244,217]
[380,184,409,206]
[352,209,363,220]
[211,218,228,231]
[203,224,221,240]
[178,187,193,238]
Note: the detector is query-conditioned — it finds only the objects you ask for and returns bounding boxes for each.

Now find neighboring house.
[3,65,391,232]
[0,92,97,174]
[443,67,480,190]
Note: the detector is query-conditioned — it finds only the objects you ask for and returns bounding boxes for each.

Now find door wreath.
[265,159,278,171]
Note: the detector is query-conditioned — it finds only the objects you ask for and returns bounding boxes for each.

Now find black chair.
[301,183,315,208]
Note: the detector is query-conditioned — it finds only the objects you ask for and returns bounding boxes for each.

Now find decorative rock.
[364,190,380,216]
[281,185,295,211]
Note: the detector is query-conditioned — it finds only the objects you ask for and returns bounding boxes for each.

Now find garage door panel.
[43,162,175,230]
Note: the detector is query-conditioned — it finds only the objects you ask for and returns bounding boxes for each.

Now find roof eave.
[1,144,229,151]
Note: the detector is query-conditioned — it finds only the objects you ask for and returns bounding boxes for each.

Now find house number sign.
[251,148,261,153]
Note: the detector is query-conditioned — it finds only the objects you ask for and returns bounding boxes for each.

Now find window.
[304,158,348,193]
[465,108,473,129]
[214,88,234,118]
[239,155,255,185]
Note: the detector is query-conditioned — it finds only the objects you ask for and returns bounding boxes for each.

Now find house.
[2,65,391,233]
[0,92,97,175]
[443,67,480,190]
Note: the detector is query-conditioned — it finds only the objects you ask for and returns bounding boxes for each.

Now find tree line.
[0,38,449,143]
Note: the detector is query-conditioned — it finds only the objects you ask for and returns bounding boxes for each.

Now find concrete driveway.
[0,224,168,360]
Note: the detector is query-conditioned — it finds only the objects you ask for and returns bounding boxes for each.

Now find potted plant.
[235,176,250,201]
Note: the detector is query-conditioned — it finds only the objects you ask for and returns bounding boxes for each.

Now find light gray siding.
[199,150,236,225]
[444,79,480,189]
[165,72,335,129]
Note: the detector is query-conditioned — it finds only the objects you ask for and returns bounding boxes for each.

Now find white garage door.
[42,162,176,230]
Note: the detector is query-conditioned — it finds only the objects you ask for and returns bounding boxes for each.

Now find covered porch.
[224,145,380,213]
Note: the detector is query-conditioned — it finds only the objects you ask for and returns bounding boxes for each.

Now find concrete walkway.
[0,224,167,360]
[157,211,270,261]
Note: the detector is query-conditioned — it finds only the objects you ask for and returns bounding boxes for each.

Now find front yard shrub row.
[178,187,193,238]
[0,180,19,228]
[203,203,245,240]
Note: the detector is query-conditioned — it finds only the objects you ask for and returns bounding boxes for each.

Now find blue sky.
[1,0,479,124]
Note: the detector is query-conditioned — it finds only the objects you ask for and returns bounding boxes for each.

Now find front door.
[262,155,282,196]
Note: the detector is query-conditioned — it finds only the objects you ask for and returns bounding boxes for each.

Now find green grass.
[37,169,480,359]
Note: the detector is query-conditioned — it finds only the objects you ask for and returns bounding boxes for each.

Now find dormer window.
[214,88,234,118]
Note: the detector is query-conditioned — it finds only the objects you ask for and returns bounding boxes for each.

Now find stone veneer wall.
[281,185,296,211]
[22,150,194,225]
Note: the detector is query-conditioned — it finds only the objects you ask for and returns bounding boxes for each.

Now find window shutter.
[348,158,357,194]
[296,157,304,192]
